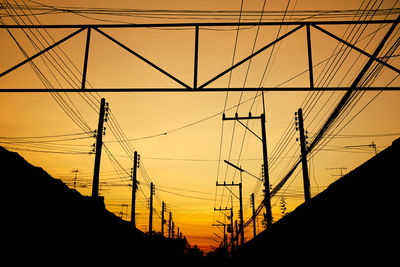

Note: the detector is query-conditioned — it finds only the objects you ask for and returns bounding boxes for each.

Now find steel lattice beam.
[0,19,399,92]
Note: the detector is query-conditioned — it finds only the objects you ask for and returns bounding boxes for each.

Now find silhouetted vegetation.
[206,246,229,264]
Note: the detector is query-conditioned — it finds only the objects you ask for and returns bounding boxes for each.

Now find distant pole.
[131,151,139,227]
[169,212,172,238]
[72,168,79,189]
[223,224,227,247]
[251,193,256,238]
[235,220,238,247]
[216,180,244,246]
[222,113,273,228]
[149,182,154,234]
[238,182,244,246]
[92,98,106,198]
[296,108,311,202]
[161,201,165,236]
[230,207,234,248]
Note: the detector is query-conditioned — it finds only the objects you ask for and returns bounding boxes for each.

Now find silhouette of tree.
[188,245,204,258]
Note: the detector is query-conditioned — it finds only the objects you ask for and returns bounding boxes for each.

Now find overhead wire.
[1,0,94,133]
[2,2,396,22]
[214,0,246,222]
[2,0,175,231]
[2,0,399,242]
[238,0,400,237]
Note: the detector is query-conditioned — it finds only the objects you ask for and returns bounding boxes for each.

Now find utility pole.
[251,193,256,239]
[235,220,238,247]
[345,141,378,154]
[216,181,244,245]
[222,112,272,228]
[214,207,234,247]
[131,151,139,228]
[161,201,166,237]
[295,108,311,203]
[212,221,227,247]
[149,182,154,235]
[72,168,79,189]
[238,182,244,245]
[168,212,172,238]
[92,98,108,198]
[229,207,233,248]
[326,167,347,179]
[220,159,263,245]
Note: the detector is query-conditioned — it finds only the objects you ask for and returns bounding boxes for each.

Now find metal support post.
[193,26,199,89]
[81,27,91,89]
[306,24,314,89]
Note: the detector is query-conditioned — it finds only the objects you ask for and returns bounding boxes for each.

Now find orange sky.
[0,0,400,252]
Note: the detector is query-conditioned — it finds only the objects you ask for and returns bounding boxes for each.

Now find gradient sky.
[1,0,399,252]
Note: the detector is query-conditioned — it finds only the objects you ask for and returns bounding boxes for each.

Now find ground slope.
[1,146,185,264]
[232,138,399,265]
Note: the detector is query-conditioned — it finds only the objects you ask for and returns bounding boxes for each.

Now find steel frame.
[0,19,399,92]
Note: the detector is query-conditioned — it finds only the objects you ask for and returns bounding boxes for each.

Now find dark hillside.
[1,146,185,264]
[232,138,399,265]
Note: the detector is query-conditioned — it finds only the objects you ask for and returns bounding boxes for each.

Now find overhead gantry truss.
[0,18,399,92]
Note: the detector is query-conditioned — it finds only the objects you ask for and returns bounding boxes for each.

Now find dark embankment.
[231,138,399,265]
[1,146,186,264]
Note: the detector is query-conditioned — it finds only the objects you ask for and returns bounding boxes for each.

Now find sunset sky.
[0,0,399,252]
